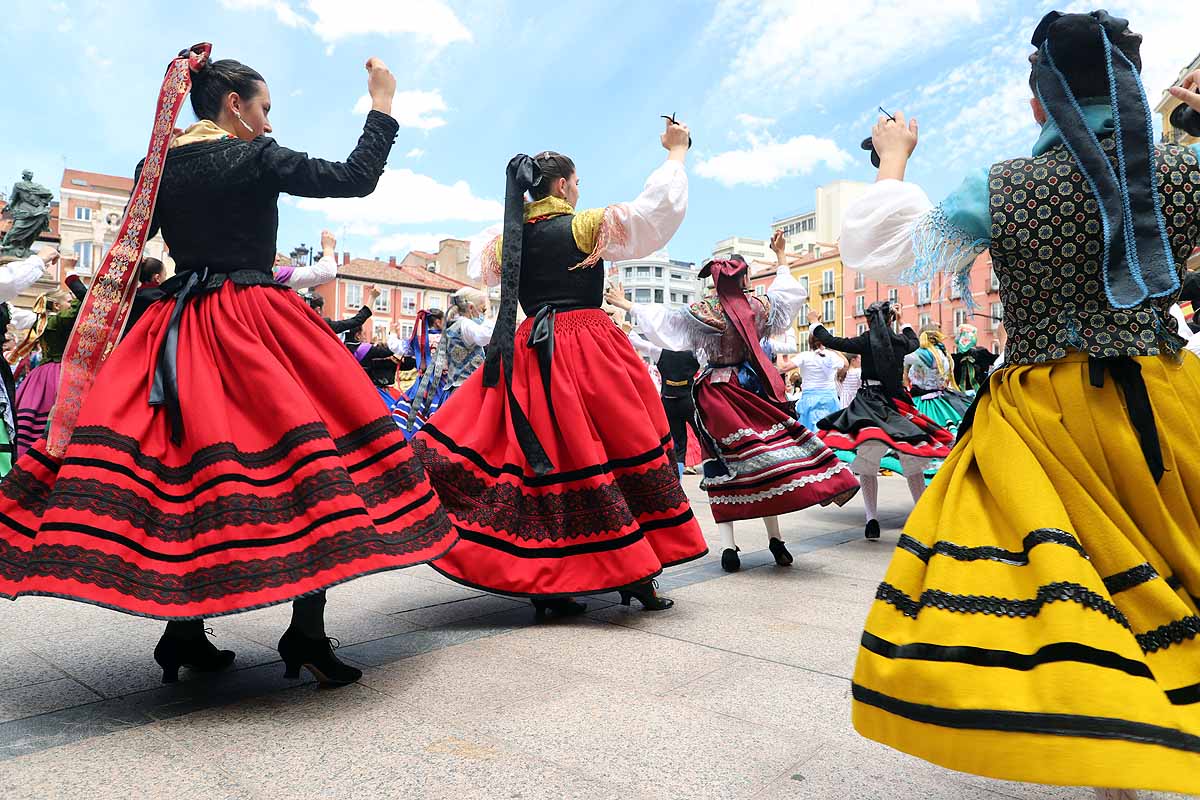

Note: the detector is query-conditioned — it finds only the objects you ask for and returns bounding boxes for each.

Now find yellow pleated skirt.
[852,351,1200,795]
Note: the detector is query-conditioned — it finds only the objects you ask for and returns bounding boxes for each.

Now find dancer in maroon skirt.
[811,301,953,539]
[413,125,708,616]
[609,231,859,573]
[0,45,454,687]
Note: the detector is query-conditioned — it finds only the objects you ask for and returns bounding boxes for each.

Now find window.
[346,282,363,307]
[813,246,822,258]
[798,276,810,296]
[917,281,932,305]
[953,309,968,328]
[654,289,664,303]
[854,271,866,290]
[671,272,684,281]
[821,269,834,294]
[74,206,92,221]
[372,322,390,342]
[919,312,932,329]
[680,294,690,305]
[373,289,390,313]
[625,268,632,280]
[857,323,868,335]
[654,267,663,278]
[402,291,417,314]
[801,302,810,321]
[854,295,865,315]
[73,241,93,274]
[990,302,1004,330]
[990,268,1000,291]
[822,299,836,322]
[950,280,961,299]
[635,288,652,302]
[400,323,414,341]
[624,290,633,301]
[637,266,651,277]
[755,285,766,296]
[669,292,677,303]
[887,288,899,304]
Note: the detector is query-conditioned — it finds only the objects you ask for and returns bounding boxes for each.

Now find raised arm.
[840,111,990,294]
[763,230,807,337]
[327,302,373,335]
[809,312,866,355]
[277,230,338,290]
[262,59,399,198]
[0,248,53,302]
[607,283,711,353]
[571,120,691,268]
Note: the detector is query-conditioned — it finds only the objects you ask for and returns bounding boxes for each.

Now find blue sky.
[0,0,1193,266]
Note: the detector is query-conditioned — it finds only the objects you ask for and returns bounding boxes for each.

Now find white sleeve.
[1169,304,1200,356]
[387,333,411,357]
[626,331,663,362]
[597,160,688,262]
[9,307,37,331]
[765,264,808,336]
[459,317,495,348]
[839,179,934,284]
[0,254,46,302]
[279,253,337,290]
[770,329,799,355]
[629,302,704,353]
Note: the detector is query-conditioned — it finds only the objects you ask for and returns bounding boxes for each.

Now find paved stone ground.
[0,477,1192,799]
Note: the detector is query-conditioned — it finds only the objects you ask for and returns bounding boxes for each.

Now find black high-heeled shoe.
[768,538,794,566]
[721,547,741,573]
[864,519,881,540]
[530,597,588,619]
[618,580,674,611]
[277,627,362,687]
[153,626,235,684]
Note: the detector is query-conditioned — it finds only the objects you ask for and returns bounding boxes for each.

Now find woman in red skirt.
[0,46,455,687]
[609,231,859,573]
[413,126,708,616]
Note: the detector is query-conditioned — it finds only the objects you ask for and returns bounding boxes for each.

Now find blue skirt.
[795,388,841,431]
[392,377,451,439]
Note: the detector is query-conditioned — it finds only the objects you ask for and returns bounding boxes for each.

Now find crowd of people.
[0,9,1198,796]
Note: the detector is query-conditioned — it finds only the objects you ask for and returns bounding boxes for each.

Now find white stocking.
[859,473,879,522]
[904,470,926,503]
[763,515,782,543]
[718,521,737,552]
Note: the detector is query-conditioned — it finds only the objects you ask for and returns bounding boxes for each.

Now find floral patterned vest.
[988,139,1200,365]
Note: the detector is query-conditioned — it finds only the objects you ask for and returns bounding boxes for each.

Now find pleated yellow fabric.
[852,351,1200,795]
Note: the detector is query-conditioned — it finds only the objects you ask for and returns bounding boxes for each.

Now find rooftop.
[339,257,470,291]
[61,169,134,195]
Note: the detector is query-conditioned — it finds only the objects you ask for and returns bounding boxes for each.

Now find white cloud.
[354,90,447,130]
[696,133,852,187]
[295,168,503,225]
[406,148,426,158]
[704,0,986,115]
[219,0,471,49]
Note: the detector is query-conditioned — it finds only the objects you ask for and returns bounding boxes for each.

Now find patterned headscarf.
[955,323,979,353]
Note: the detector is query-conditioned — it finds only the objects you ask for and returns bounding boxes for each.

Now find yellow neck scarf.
[172,120,236,148]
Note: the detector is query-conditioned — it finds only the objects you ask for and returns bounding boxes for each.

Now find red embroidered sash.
[47,44,210,457]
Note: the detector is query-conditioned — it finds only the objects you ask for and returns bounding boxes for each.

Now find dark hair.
[306,293,325,311]
[139,257,164,283]
[190,58,266,121]
[529,151,576,200]
[1028,18,1142,98]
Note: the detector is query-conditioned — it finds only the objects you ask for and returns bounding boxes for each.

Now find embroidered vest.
[988,139,1200,366]
[445,320,486,388]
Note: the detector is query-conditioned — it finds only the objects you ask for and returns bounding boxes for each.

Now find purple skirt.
[13,361,59,458]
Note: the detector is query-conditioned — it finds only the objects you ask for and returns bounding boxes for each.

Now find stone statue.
[0,171,53,258]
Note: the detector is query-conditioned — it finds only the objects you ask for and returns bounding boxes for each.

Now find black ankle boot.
[768,538,794,566]
[721,547,741,572]
[153,625,235,684]
[618,579,673,611]
[277,627,361,687]
[864,519,881,540]
[530,597,588,619]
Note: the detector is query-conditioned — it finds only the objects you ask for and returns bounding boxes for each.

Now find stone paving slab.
[0,477,1195,799]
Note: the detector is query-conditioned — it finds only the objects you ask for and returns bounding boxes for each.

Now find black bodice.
[138,111,398,274]
[812,325,919,387]
[657,349,700,398]
[518,215,604,315]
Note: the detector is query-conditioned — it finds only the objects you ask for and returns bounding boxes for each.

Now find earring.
[234,111,254,134]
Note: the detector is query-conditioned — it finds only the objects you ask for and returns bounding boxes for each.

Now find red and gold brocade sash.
[47,44,211,457]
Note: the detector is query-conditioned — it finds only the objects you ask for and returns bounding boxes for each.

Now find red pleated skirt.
[695,375,860,523]
[817,385,954,459]
[0,282,455,619]
[412,309,707,597]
